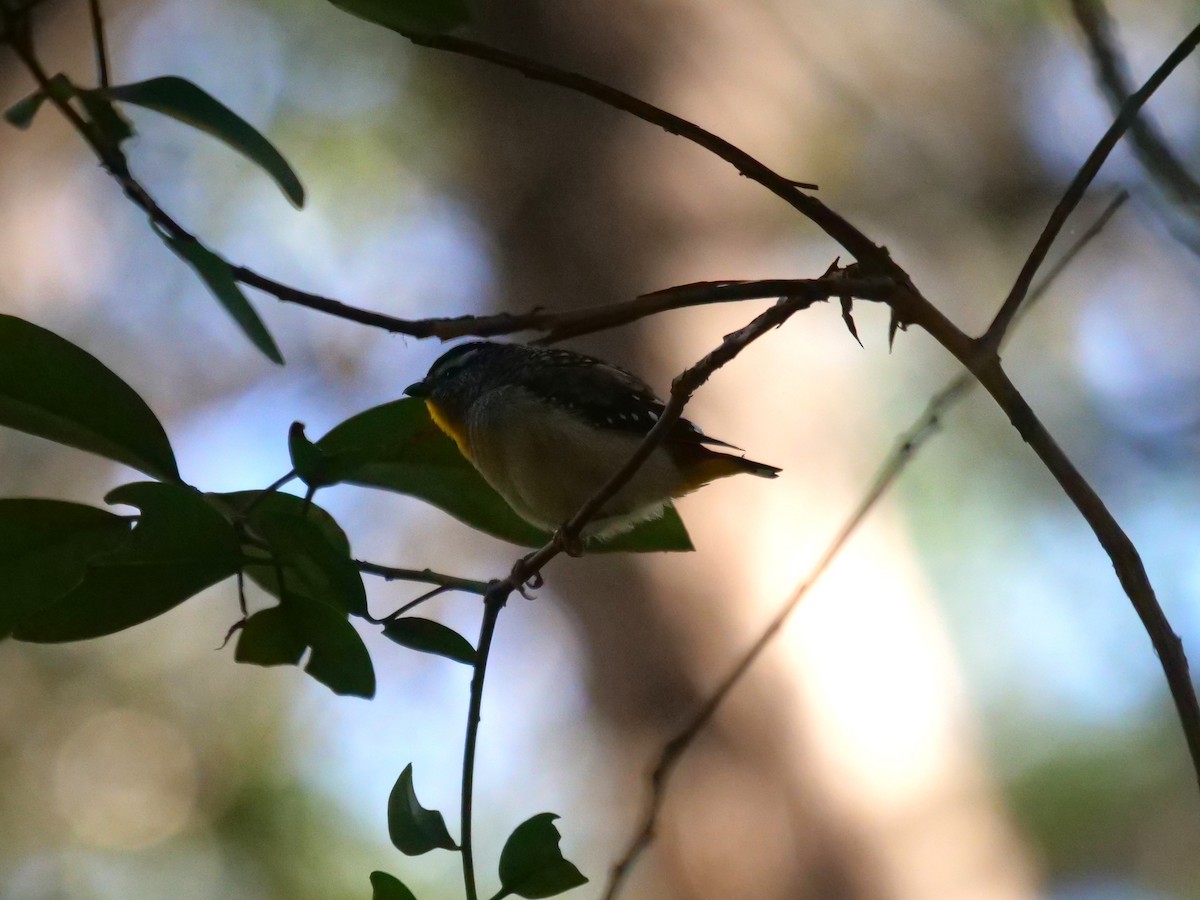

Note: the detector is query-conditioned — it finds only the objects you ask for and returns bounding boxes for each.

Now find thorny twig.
[601,190,1130,900]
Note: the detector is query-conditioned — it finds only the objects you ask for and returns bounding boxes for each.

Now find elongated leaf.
[0,315,179,481]
[0,500,131,639]
[103,76,305,207]
[235,604,306,666]
[13,483,241,642]
[383,617,475,665]
[317,399,693,552]
[161,235,284,364]
[388,763,457,855]
[498,813,588,899]
[369,872,418,900]
[327,0,469,35]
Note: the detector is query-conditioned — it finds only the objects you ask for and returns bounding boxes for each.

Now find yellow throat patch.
[424,400,472,460]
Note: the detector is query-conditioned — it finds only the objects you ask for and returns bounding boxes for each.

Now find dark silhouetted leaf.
[255,509,366,616]
[3,73,72,130]
[0,500,130,639]
[214,490,351,599]
[288,594,375,698]
[235,604,305,666]
[388,763,457,855]
[13,482,241,642]
[369,871,418,900]
[383,617,475,666]
[498,813,588,899]
[161,235,283,364]
[4,88,48,129]
[103,76,305,207]
[317,399,693,553]
[0,315,179,480]
[327,0,469,35]
[288,421,335,489]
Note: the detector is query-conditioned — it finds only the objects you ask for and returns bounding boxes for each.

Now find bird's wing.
[515,352,744,450]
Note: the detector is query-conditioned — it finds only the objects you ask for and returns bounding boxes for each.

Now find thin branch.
[1069,0,1200,213]
[601,191,1130,900]
[460,584,506,900]
[356,560,491,595]
[983,17,1200,349]
[456,295,845,900]
[397,31,902,279]
[87,0,109,89]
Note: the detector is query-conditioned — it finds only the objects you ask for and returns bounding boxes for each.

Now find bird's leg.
[552,526,585,558]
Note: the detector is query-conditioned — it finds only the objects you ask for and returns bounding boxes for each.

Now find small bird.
[405,341,780,539]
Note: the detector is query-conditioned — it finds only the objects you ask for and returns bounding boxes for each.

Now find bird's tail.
[673,447,780,494]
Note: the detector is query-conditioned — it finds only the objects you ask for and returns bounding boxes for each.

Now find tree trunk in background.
[449,3,878,897]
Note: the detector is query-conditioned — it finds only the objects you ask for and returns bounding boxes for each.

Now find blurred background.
[3,0,1200,897]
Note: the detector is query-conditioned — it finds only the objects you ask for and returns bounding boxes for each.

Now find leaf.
[388,763,458,855]
[3,73,71,130]
[160,235,284,365]
[0,314,179,481]
[383,617,475,666]
[13,482,241,642]
[288,421,335,489]
[235,604,306,666]
[255,510,367,616]
[288,594,375,698]
[369,871,418,900]
[214,489,350,597]
[498,814,588,899]
[317,399,693,552]
[4,88,48,130]
[103,76,305,207]
[327,0,469,35]
[0,500,130,639]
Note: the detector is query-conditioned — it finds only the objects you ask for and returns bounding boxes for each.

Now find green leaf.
[369,871,419,900]
[317,399,693,552]
[327,0,469,35]
[498,813,588,899]
[0,314,179,481]
[103,76,305,207]
[235,604,306,666]
[382,617,475,665]
[4,89,48,130]
[160,235,284,365]
[3,73,71,130]
[13,483,241,642]
[288,594,376,698]
[214,490,349,596]
[388,763,458,855]
[288,421,335,489]
[0,500,130,639]
[255,510,367,616]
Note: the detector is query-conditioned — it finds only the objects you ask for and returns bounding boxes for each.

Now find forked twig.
[601,191,1129,900]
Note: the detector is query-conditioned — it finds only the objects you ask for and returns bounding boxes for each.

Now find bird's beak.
[404,380,429,398]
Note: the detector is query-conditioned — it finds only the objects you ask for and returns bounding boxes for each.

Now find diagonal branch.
[983,16,1200,349]
[1069,0,1200,212]
[600,191,1130,900]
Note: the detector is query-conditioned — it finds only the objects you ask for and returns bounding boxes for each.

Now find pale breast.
[465,386,681,535]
